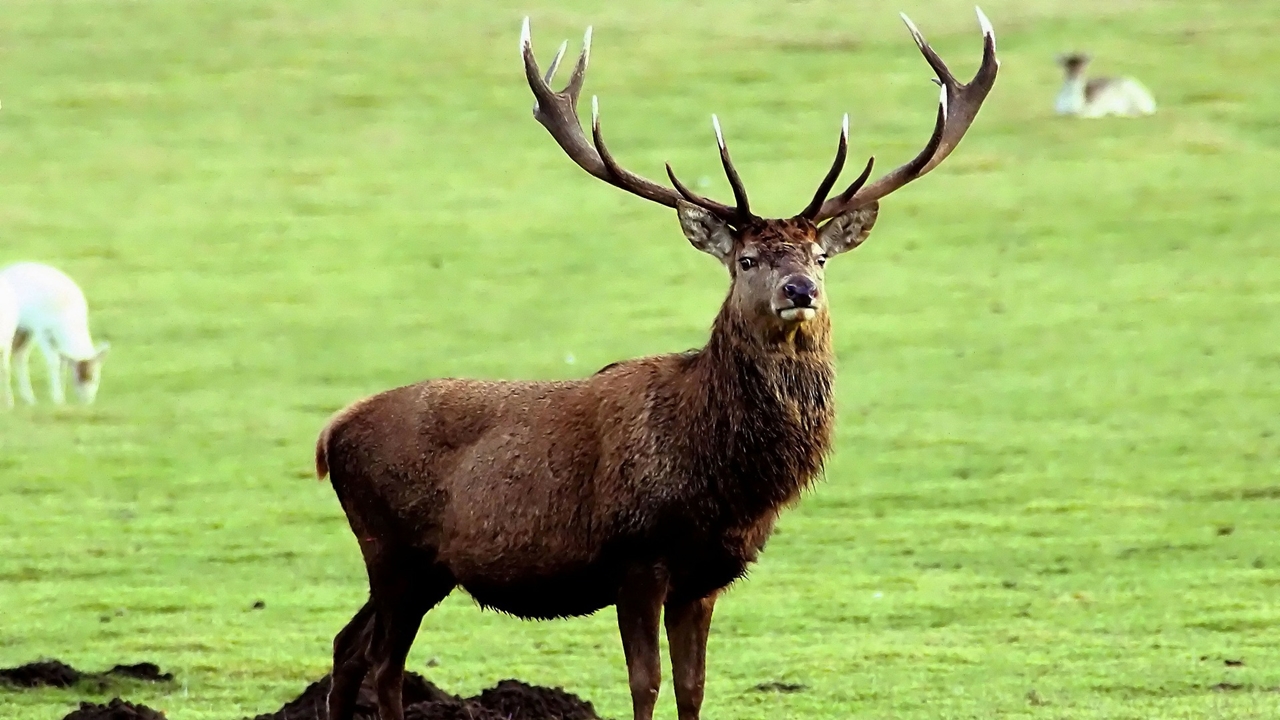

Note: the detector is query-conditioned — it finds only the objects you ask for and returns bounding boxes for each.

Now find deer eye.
[738,256,757,271]
[816,254,828,267]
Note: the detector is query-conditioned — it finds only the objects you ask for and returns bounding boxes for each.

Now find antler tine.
[659,120,753,222]
[812,7,999,222]
[521,18,743,220]
[543,40,568,85]
[521,18,553,114]
[811,115,850,217]
[899,13,957,89]
[565,25,592,101]
[665,163,702,203]
[712,115,753,221]
[825,155,877,213]
[800,114,853,220]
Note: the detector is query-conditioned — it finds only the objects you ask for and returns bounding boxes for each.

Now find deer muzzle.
[777,276,820,322]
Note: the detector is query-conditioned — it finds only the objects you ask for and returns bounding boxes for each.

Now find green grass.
[1,0,1278,718]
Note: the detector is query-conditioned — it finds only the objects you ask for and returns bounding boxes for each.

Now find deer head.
[68,341,109,404]
[1057,52,1091,77]
[521,9,998,342]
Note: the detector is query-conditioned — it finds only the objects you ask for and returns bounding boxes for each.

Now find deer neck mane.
[679,301,837,516]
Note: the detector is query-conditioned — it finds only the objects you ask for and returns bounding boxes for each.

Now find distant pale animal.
[0,278,18,408]
[0,262,110,405]
[1055,53,1156,118]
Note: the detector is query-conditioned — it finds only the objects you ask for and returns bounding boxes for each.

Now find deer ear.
[818,202,879,257]
[677,201,734,261]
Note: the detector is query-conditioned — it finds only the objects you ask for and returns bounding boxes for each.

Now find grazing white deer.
[0,278,18,408]
[1055,52,1156,118]
[0,262,110,405]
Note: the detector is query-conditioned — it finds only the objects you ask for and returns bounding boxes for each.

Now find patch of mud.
[62,698,168,720]
[0,660,172,690]
[250,672,602,720]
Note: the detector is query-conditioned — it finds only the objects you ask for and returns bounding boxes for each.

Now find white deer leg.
[35,334,65,404]
[0,346,12,408]
[12,331,35,405]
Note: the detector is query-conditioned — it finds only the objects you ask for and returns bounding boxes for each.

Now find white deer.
[0,262,110,405]
[1055,52,1156,118]
[0,278,18,408]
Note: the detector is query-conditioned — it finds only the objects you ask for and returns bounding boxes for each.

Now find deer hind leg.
[367,554,455,720]
[12,330,34,405]
[0,343,11,409]
[665,592,719,720]
[617,566,669,720]
[326,600,377,720]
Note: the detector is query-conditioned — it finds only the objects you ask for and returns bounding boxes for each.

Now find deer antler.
[521,18,755,225]
[803,7,999,222]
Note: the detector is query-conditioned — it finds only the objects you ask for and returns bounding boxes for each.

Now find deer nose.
[782,276,819,307]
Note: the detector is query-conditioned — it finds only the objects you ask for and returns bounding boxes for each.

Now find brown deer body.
[319,10,998,720]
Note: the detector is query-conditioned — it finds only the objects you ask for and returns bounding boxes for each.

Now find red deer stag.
[317,9,997,720]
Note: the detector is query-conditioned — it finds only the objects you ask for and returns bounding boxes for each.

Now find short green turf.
[1,1,1277,718]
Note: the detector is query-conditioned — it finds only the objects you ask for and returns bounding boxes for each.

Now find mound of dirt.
[469,680,602,720]
[0,660,172,690]
[102,664,173,683]
[0,660,83,688]
[248,671,457,720]
[62,698,168,720]
[249,671,602,720]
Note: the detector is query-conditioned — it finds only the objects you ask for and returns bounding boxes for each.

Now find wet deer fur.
[318,10,998,720]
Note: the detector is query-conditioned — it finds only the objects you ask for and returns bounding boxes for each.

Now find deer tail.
[315,420,334,480]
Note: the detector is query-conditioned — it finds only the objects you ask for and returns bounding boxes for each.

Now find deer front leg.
[616,566,668,720]
[34,335,65,404]
[665,592,718,720]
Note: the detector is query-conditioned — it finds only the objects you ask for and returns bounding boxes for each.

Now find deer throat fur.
[681,304,836,525]
[628,303,835,601]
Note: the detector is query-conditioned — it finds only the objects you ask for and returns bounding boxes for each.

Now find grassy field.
[1,0,1278,718]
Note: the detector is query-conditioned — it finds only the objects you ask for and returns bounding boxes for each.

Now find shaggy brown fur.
[321,298,834,612]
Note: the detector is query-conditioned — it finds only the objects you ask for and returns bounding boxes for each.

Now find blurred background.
[1,0,1277,718]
